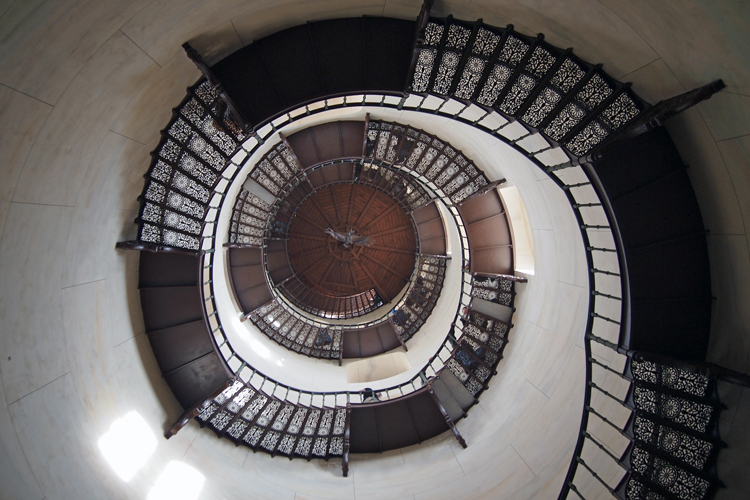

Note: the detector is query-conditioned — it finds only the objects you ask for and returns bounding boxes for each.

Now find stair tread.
[431,378,465,422]
[163,352,229,410]
[140,285,203,331]
[147,319,214,374]
[438,369,476,411]
[139,251,199,288]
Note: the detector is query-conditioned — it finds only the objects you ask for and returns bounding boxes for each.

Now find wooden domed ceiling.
[288,183,416,302]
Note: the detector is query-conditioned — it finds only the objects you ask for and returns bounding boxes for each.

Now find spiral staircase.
[113,2,747,498]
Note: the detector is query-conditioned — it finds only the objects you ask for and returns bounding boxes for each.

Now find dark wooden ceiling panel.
[288,183,416,302]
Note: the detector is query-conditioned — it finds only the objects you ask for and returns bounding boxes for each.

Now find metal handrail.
[198,94,624,462]
[201,94,474,403]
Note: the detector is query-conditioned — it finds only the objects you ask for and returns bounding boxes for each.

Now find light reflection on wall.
[250,338,270,358]
[98,411,157,481]
[148,462,205,500]
[499,186,536,276]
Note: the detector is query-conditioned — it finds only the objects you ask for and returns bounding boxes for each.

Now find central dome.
[287,183,417,304]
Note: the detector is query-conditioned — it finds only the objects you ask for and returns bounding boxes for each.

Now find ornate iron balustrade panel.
[365,119,490,205]
[127,81,725,484]
[228,188,273,246]
[117,5,728,482]
[392,256,448,342]
[137,79,248,251]
[248,299,343,360]
[196,379,347,460]
[279,278,385,320]
[408,16,649,161]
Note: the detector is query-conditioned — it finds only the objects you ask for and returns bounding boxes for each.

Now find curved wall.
[0,1,748,499]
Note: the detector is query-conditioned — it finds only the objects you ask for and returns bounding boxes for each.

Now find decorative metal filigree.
[243,426,264,446]
[277,434,296,455]
[424,23,444,46]
[261,431,280,451]
[172,171,210,203]
[433,51,461,94]
[600,92,640,130]
[446,23,471,50]
[150,160,172,183]
[476,64,512,106]
[227,420,249,439]
[312,437,328,456]
[465,377,483,396]
[197,403,218,422]
[318,410,334,436]
[227,388,255,413]
[633,386,714,433]
[210,411,232,430]
[417,147,440,174]
[271,404,295,431]
[631,360,711,398]
[544,102,586,140]
[451,176,488,204]
[550,58,586,92]
[625,478,667,500]
[242,395,268,421]
[303,409,321,436]
[163,210,201,235]
[256,400,281,427]
[525,47,556,78]
[455,57,486,99]
[500,74,537,115]
[633,415,713,470]
[329,437,344,455]
[447,357,469,382]
[287,408,308,434]
[472,28,501,56]
[498,36,530,66]
[333,409,346,435]
[577,74,612,110]
[162,229,200,250]
[295,436,312,456]
[214,381,243,404]
[166,191,205,219]
[434,162,458,186]
[630,447,710,500]
[565,120,609,156]
[412,49,436,92]
[522,87,562,127]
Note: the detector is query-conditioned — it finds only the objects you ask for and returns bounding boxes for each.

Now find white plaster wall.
[0,1,748,499]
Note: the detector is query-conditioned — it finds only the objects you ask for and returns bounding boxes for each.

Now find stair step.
[431,378,465,422]
[236,282,274,313]
[163,352,229,410]
[229,246,263,267]
[230,263,266,292]
[147,319,214,373]
[140,285,203,331]
[257,24,324,108]
[471,297,513,324]
[438,369,476,411]
[139,251,199,288]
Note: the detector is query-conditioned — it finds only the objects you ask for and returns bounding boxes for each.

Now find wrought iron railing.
[135,87,626,471]
[129,81,675,486]
[220,91,724,499]
[191,91,578,410]
[126,7,731,489]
